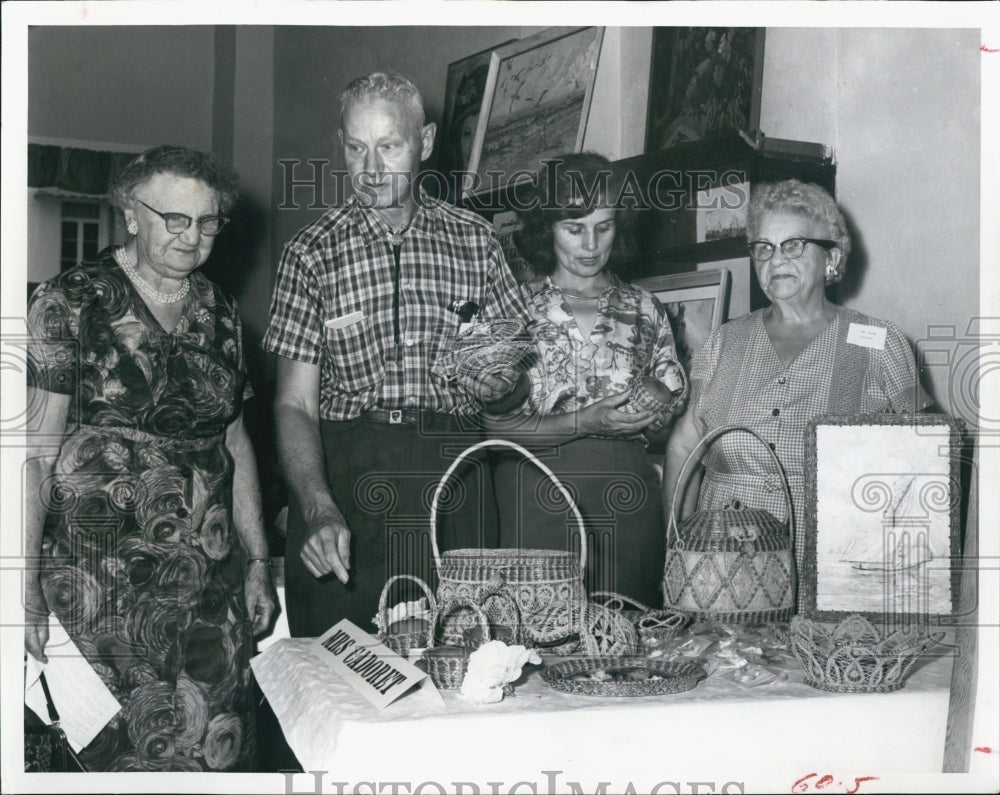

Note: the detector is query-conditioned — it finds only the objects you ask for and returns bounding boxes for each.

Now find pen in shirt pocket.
[324,310,365,330]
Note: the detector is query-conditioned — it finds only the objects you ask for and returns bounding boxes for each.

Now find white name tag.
[324,311,365,330]
[309,620,428,710]
[846,322,887,350]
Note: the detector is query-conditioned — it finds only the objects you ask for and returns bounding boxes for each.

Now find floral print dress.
[27,249,255,771]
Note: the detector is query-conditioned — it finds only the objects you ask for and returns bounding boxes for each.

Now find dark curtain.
[28,144,135,195]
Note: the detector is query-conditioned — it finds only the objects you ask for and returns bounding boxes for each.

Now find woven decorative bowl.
[623,375,681,415]
[418,598,491,690]
[789,615,943,693]
[431,318,532,383]
[541,657,707,697]
[591,591,689,644]
[375,575,437,658]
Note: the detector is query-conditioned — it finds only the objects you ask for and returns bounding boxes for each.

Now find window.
[60,200,103,271]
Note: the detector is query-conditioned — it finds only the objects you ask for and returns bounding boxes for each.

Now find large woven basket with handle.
[663,424,796,623]
[431,439,588,649]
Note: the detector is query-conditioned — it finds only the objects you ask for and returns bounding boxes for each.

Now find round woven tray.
[541,657,707,697]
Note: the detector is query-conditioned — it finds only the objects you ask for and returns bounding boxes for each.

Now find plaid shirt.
[263,195,529,419]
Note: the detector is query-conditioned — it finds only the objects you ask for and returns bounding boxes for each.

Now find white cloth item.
[372,598,432,632]
[459,641,542,704]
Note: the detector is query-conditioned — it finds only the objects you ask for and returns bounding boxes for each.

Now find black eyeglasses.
[747,237,837,262]
[135,198,229,236]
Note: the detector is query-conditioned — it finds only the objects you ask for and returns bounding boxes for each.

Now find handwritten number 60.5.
[792,772,879,794]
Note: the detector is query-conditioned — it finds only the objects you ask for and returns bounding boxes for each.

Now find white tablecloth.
[251,637,952,791]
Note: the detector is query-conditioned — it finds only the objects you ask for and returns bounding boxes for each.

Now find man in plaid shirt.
[264,72,530,636]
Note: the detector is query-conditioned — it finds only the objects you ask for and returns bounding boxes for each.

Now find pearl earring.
[127,220,138,235]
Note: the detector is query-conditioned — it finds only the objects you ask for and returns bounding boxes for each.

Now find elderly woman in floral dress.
[24,145,275,771]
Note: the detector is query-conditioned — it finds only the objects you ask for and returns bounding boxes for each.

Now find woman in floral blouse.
[487,152,687,606]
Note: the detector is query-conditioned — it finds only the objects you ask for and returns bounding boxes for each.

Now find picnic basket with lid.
[430,439,588,650]
[663,424,796,623]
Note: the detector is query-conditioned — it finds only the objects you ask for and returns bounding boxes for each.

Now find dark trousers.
[494,436,666,607]
[284,418,498,637]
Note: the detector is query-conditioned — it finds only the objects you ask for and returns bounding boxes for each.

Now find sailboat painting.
[804,415,961,619]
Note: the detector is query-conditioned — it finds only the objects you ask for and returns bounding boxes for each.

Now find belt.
[358,408,479,431]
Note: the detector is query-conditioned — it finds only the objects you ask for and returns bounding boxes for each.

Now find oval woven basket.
[431,439,588,649]
[541,657,707,697]
[663,425,796,624]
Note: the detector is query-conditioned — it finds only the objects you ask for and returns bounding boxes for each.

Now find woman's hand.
[244,562,278,637]
[24,582,50,663]
[577,391,658,437]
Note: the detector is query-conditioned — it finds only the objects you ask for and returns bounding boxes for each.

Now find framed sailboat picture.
[800,414,963,621]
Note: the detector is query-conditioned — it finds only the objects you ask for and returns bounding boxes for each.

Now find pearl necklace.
[114,246,190,304]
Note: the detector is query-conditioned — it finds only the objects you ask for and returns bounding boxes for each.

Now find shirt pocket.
[323,314,385,394]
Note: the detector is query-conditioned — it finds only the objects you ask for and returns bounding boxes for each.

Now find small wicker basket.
[375,575,437,658]
[419,599,491,690]
[591,591,689,644]
[789,615,943,693]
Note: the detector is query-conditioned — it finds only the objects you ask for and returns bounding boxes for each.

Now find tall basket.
[663,425,796,623]
[431,438,588,649]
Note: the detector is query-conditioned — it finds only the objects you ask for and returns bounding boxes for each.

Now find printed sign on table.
[309,619,428,710]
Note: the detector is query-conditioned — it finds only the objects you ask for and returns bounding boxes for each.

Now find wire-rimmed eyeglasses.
[747,237,837,262]
[135,198,229,236]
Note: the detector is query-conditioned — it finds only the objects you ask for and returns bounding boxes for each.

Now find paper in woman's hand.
[24,617,122,752]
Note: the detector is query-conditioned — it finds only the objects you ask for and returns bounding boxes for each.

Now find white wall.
[28,26,215,149]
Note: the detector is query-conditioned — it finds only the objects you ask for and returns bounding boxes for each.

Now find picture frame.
[801,413,963,622]
[632,268,730,375]
[438,39,518,199]
[645,28,765,153]
[465,27,605,198]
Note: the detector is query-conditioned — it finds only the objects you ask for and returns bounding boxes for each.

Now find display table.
[251,635,953,790]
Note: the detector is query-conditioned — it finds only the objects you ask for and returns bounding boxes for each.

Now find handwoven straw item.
[591,591,689,643]
[790,615,942,693]
[375,574,437,658]
[418,599,491,690]
[431,439,588,648]
[541,657,707,697]
[663,424,796,624]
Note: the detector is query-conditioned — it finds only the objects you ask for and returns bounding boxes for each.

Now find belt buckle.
[388,409,403,425]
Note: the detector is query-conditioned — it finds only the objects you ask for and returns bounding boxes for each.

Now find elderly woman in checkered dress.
[663,179,932,575]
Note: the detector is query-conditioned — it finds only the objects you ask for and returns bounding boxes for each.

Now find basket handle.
[377,574,437,632]
[667,424,795,548]
[428,598,491,649]
[429,438,587,573]
[590,590,653,614]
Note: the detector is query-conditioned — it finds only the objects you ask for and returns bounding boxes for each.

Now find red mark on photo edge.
[792,773,880,794]
[974,746,996,753]
[981,45,999,53]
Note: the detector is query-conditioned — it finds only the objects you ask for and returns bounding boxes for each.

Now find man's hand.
[578,391,659,437]
[244,564,278,637]
[300,509,352,583]
[24,585,49,663]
